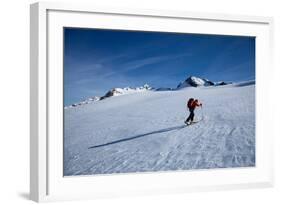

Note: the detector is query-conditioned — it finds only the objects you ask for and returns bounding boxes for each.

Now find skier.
[185,98,202,125]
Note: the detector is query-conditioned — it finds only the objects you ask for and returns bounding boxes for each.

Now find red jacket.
[189,101,202,109]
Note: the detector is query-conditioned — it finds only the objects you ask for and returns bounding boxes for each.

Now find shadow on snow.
[88,125,186,149]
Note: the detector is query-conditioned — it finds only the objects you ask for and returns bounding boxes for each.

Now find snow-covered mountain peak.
[103,84,152,98]
[177,76,215,89]
[189,76,206,86]
[65,84,153,109]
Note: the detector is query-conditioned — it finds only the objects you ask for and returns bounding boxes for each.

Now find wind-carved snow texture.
[64,82,255,176]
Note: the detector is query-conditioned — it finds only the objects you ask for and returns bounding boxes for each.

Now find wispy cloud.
[69,51,192,87]
[102,52,191,78]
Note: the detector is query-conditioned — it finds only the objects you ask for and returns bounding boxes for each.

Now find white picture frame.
[30,1,274,202]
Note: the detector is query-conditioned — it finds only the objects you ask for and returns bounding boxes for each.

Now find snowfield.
[64,82,255,176]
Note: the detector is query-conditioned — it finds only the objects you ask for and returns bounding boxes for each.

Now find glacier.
[64,81,255,176]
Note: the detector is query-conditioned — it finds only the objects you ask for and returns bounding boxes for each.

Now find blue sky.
[64,28,255,105]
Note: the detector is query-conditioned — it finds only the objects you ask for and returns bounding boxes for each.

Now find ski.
[184,119,202,126]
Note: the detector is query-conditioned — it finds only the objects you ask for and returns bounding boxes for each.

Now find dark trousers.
[185,108,195,123]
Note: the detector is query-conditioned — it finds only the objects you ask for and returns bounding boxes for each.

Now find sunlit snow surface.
[64,82,255,176]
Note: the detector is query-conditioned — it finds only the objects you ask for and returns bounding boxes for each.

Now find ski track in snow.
[64,84,255,176]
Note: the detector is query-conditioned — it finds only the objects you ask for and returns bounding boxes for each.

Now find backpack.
[187,98,194,109]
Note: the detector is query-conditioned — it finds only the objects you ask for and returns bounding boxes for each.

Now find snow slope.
[64,82,255,176]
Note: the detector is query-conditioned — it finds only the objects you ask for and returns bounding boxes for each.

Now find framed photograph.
[30,2,274,202]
